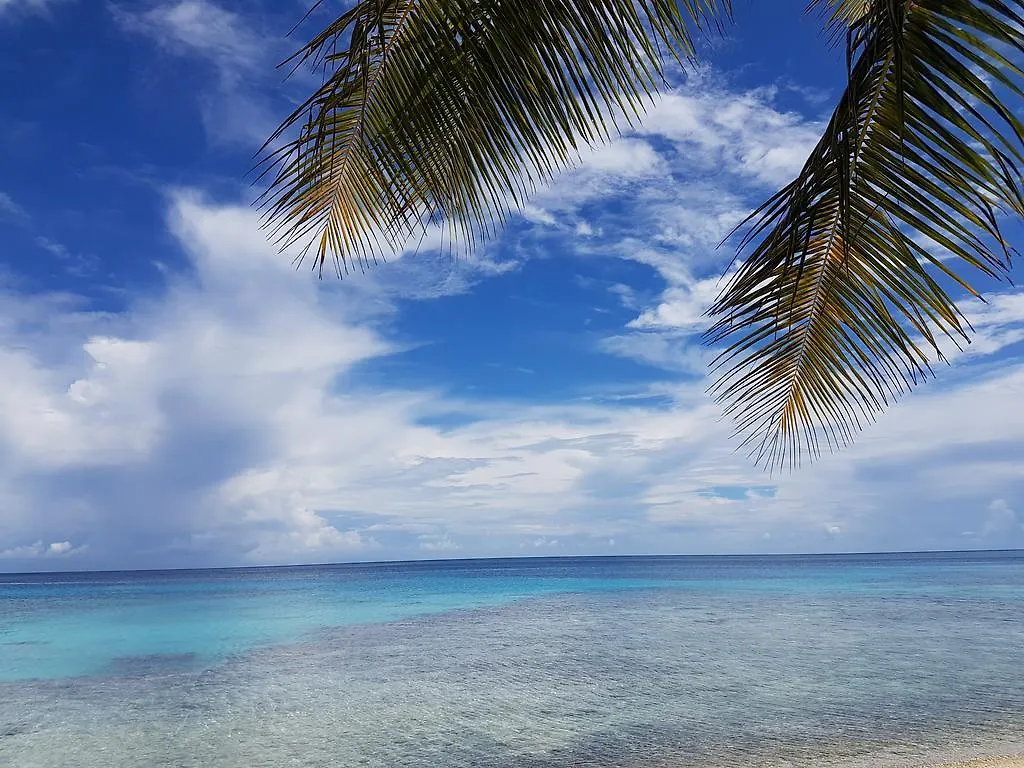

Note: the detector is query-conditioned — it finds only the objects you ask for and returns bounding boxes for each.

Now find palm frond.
[707,0,1024,470]
[818,0,873,28]
[258,0,730,275]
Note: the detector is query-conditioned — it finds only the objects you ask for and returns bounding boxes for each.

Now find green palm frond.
[706,0,1024,470]
[820,0,873,27]
[258,0,730,275]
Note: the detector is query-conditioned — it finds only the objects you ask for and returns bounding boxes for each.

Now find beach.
[832,751,1024,768]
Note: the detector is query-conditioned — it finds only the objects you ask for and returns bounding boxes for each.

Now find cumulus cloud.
[579,138,664,177]
[976,499,1023,540]
[0,540,82,559]
[636,82,823,186]
[530,537,560,549]
[418,534,460,553]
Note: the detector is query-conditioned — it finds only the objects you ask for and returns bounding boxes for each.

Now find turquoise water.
[1,552,1023,767]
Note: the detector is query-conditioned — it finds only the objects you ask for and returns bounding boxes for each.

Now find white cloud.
[112,0,284,145]
[579,138,663,176]
[0,0,58,18]
[510,71,1024,452]
[418,534,460,553]
[34,235,69,258]
[530,537,559,548]
[0,191,27,220]
[0,335,162,469]
[500,75,817,377]
[637,82,822,186]
[0,542,44,559]
[627,269,728,332]
[0,539,82,559]
[599,332,709,374]
[113,0,261,76]
[978,499,1023,539]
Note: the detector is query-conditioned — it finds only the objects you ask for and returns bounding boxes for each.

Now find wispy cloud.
[112,0,263,77]
[0,0,60,19]
[973,498,1024,539]
[498,74,818,375]
[112,0,286,145]
[0,191,97,276]
[0,191,27,221]
[34,236,97,276]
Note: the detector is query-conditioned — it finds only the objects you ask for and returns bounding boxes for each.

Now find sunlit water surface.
[2,553,1023,768]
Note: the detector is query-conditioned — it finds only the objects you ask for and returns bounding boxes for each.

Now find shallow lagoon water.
[1,553,1023,767]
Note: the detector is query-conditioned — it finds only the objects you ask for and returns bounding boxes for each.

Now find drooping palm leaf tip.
[256,0,731,276]
[706,0,1024,470]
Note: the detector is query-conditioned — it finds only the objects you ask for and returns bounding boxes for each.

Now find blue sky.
[1,0,1023,571]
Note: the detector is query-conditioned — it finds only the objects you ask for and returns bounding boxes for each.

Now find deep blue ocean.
[1,552,1023,768]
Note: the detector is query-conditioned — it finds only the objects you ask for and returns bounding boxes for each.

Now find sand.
[931,759,1024,768]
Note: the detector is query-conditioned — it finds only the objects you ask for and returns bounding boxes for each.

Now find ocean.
[1,552,1022,768]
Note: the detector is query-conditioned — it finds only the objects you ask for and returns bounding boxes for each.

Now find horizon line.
[2,547,1022,578]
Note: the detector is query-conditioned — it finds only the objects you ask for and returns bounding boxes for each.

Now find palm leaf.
[706,0,1024,470]
[258,0,730,275]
